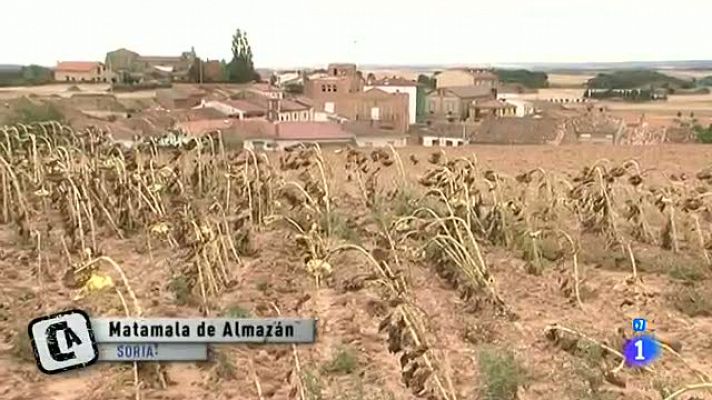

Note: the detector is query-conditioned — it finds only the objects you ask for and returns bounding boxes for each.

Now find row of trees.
[586,70,694,90]
[415,69,549,91]
[583,88,660,101]
[494,69,549,89]
[0,65,53,87]
[189,29,259,84]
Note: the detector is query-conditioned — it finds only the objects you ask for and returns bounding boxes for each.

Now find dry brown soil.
[0,145,711,400]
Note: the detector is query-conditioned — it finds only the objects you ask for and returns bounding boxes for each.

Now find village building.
[328,88,410,134]
[418,131,468,147]
[434,68,498,89]
[494,95,535,117]
[174,119,235,136]
[105,48,196,84]
[470,99,518,120]
[197,99,267,119]
[231,121,354,151]
[343,121,408,147]
[274,71,304,87]
[411,121,475,147]
[54,61,113,83]
[425,86,496,121]
[570,112,621,144]
[304,63,364,104]
[176,107,227,121]
[364,77,418,124]
[243,83,286,99]
[201,60,225,82]
[197,93,314,122]
[302,63,413,133]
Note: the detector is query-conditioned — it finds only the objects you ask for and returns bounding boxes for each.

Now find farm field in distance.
[0,124,711,400]
[547,73,596,87]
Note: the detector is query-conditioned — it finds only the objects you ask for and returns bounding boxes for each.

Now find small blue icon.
[623,335,661,368]
[632,318,647,332]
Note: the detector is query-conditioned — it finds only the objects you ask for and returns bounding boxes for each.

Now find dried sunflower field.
[0,122,711,400]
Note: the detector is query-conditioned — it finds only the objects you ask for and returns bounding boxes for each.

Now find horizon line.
[3,58,712,71]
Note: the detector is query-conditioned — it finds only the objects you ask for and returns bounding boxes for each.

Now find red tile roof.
[250,83,280,92]
[182,108,227,120]
[279,99,312,112]
[228,121,353,141]
[56,61,102,72]
[175,119,235,135]
[225,97,311,113]
[223,99,267,113]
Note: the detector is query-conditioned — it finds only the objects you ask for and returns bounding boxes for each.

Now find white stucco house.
[354,134,407,147]
[195,99,266,119]
[420,134,468,147]
[495,93,534,117]
[275,71,302,86]
[364,77,418,125]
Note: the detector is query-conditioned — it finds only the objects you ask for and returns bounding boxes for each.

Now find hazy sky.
[3,0,710,68]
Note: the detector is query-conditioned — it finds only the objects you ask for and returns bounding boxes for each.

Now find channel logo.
[28,309,99,374]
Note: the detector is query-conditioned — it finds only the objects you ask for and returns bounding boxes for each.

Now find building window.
[321,84,326,92]
[333,85,337,92]
[370,107,380,120]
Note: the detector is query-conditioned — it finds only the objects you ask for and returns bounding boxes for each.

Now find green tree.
[417,74,435,90]
[227,29,257,83]
[494,69,549,89]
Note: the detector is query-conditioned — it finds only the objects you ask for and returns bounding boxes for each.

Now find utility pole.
[200,59,204,84]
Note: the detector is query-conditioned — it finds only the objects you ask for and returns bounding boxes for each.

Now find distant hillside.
[494,69,549,89]
[0,65,23,72]
[586,70,694,90]
[0,65,53,87]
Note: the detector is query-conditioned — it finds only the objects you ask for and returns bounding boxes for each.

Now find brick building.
[425,86,497,121]
[332,89,409,133]
[303,63,410,133]
[54,61,112,82]
[304,63,364,104]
